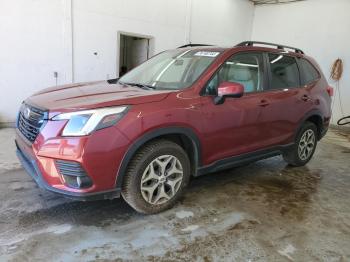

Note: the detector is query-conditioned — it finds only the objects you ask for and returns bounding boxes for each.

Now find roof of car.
[177,41,305,57]
[176,45,228,52]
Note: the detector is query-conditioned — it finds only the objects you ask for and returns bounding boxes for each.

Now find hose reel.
[330,58,349,126]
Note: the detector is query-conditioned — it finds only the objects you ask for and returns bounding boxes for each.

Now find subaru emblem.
[24,107,31,119]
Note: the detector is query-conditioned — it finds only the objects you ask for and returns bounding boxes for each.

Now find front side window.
[119,49,221,90]
[204,53,264,95]
[298,58,320,85]
[268,54,300,89]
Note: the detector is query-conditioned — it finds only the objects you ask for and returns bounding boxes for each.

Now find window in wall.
[298,58,320,85]
[268,54,300,89]
[204,53,264,95]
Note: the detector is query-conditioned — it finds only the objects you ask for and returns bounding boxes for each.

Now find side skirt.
[195,143,294,177]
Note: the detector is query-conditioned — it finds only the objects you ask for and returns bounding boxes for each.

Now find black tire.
[283,121,318,167]
[121,139,191,214]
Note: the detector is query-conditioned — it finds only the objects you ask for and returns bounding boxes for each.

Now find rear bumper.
[15,140,121,201]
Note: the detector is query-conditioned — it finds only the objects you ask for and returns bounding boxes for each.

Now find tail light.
[327,86,334,97]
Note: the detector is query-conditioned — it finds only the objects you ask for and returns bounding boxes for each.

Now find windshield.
[119,49,221,90]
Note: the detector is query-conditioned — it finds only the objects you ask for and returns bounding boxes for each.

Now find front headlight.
[52,106,129,136]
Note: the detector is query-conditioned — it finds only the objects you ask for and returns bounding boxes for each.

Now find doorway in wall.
[119,34,151,77]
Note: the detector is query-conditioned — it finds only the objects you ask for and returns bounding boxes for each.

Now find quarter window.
[204,53,264,95]
[268,54,300,89]
[298,58,320,85]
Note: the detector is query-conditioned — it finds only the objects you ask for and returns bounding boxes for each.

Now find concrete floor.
[0,128,349,262]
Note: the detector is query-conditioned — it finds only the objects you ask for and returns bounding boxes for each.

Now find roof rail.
[177,44,213,48]
[236,41,304,54]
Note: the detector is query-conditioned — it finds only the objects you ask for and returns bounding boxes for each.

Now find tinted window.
[205,53,264,95]
[298,58,320,85]
[269,54,300,89]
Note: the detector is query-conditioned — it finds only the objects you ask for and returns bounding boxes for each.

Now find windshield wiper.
[120,82,155,90]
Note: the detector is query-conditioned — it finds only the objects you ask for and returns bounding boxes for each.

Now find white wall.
[0,0,73,124]
[0,0,255,123]
[72,0,191,82]
[190,0,254,46]
[72,0,255,82]
[251,0,350,123]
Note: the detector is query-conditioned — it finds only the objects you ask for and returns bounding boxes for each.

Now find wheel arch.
[296,110,324,140]
[115,127,202,189]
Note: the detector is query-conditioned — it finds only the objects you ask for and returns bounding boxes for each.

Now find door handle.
[258,99,270,107]
[301,94,311,102]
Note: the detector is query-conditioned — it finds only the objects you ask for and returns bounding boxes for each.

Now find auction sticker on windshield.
[194,51,220,57]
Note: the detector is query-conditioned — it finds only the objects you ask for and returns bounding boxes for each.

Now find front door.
[200,52,269,165]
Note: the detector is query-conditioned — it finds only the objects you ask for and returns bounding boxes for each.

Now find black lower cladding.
[196,143,294,176]
[15,141,120,201]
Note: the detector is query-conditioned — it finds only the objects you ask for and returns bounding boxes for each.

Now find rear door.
[297,57,325,108]
[200,52,270,164]
[258,53,311,146]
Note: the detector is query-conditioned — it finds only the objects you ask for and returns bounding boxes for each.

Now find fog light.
[55,160,93,189]
[76,176,92,188]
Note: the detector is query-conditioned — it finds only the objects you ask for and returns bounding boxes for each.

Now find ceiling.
[249,0,305,5]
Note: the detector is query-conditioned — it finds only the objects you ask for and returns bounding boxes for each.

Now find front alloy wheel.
[122,139,190,214]
[141,155,183,205]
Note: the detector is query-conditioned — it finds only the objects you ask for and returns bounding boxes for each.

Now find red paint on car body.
[15,45,331,199]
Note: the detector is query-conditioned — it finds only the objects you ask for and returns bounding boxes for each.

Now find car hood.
[26,81,172,112]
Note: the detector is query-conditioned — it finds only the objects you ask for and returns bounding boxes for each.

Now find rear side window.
[298,58,320,85]
[268,54,300,89]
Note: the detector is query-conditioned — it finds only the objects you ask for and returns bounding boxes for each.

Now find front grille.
[56,160,92,189]
[17,103,46,143]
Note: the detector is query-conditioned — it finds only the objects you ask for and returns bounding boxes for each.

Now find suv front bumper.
[16,140,121,201]
[15,120,131,201]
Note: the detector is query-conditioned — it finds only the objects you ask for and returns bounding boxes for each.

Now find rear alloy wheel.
[283,121,318,167]
[122,139,190,214]
[297,129,316,161]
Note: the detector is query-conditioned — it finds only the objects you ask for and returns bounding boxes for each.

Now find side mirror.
[214,82,244,105]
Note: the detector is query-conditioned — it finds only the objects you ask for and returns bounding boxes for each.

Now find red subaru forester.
[16,41,332,214]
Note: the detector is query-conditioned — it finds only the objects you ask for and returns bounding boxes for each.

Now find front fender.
[114,126,202,189]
